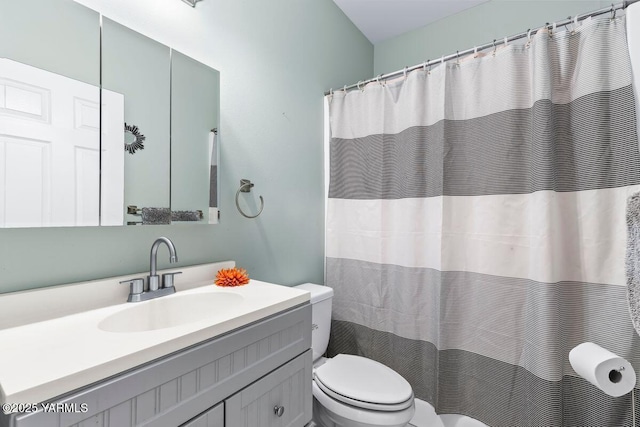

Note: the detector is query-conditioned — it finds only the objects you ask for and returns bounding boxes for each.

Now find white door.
[0,58,124,227]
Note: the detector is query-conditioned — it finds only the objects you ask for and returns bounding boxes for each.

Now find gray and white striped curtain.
[326,15,640,426]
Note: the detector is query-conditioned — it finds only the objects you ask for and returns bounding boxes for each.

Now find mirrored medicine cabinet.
[0,0,220,228]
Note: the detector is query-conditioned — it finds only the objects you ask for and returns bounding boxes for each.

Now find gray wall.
[0,0,372,293]
[374,0,612,76]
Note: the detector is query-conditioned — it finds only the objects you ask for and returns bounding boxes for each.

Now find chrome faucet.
[120,237,181,302]
[148,236,178,291]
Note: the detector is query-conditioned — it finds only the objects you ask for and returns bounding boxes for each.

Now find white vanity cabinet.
[1,304,312,427]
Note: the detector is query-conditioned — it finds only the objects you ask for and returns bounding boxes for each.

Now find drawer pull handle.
[274,405,285,417]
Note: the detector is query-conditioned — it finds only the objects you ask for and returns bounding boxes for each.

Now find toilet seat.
[313,354,414,411]
[312,381,416,427]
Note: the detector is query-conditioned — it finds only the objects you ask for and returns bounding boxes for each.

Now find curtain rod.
[325,0,640,96]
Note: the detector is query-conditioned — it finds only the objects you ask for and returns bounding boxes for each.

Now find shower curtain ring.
[611,4,616,19]
[357,80,365,91]
[403,66,408,79]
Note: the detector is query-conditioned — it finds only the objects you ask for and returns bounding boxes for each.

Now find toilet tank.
[294,283,333,362]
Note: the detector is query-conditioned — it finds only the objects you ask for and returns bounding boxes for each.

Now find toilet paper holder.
[569,342,636,397]
[610,366,625,383]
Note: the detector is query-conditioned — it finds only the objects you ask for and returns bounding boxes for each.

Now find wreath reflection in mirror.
[124,123,146,154]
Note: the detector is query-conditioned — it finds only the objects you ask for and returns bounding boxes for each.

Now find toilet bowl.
[294,283,415,427]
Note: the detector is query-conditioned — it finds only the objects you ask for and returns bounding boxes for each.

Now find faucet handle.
[162,271,182,288]
[120,278,144,300]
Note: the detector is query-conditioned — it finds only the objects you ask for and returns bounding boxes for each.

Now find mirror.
[171,51,220,225]
[0,0,101,227]
[101,18,171,226]
[0,0,220,228]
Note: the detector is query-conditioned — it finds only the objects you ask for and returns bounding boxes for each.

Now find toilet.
[295,283,415,427]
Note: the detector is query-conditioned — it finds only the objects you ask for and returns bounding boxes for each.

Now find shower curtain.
[326,14,640,427]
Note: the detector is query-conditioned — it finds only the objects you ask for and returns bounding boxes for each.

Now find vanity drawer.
[225,349,312,427]
[180,402,223,427]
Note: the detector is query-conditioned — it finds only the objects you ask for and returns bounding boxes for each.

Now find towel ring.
[235,179,264,219]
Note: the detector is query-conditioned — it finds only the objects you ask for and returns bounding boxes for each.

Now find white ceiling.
[332,0,489,44]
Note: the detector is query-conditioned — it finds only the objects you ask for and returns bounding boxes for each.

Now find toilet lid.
[313,354,413,411]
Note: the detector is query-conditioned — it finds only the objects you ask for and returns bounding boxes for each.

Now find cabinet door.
[226,350,312,427]
[180,402,223,427]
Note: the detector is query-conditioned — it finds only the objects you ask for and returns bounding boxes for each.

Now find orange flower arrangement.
[215,267,250,287]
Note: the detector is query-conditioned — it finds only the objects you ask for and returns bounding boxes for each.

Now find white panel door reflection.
[0,58,124,227]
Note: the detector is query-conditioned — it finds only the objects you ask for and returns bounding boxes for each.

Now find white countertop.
[0,279,309,406]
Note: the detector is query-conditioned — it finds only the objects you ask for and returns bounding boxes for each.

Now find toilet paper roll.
[569,342,636,397]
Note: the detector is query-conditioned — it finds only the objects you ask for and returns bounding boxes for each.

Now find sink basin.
[98,292,244,333]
